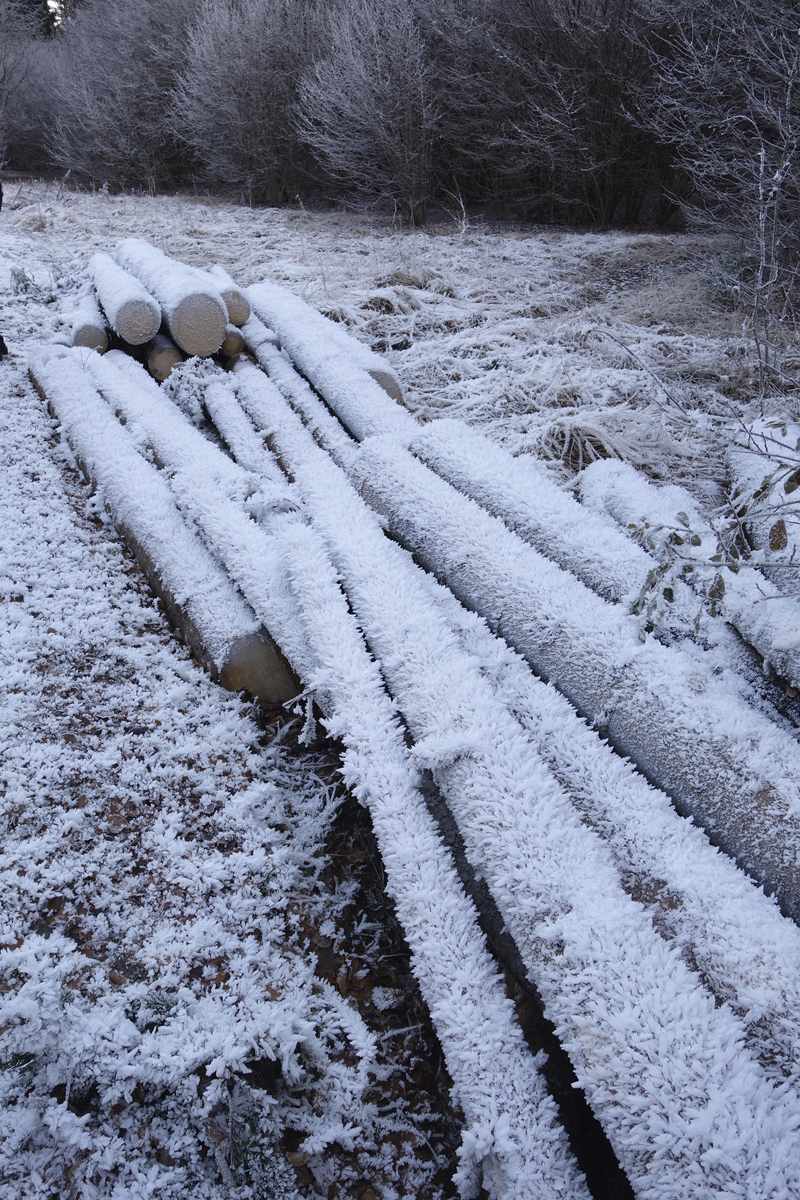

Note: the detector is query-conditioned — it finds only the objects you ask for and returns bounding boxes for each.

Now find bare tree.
[644,0,800,389]
[492,0,659,224]
[172,0,323,205]
[297,0,440,224]
[0,0,39,167]
[45,0,200,192]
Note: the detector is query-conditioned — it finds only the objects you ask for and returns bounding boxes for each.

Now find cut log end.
[220,632,299,706]
[146,333,184,383]
[115,297,162,346]
[73,324,108,354]
[221,288,251,327]
[170,293,227,357]
[220,327,246,359]
[368,367,403,403]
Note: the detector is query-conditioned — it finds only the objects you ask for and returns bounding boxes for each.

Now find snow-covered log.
[88,251,161,346]
[248,281,405,410]
[233,361,800,1198]
[114,238,227,357]
[145,332,184,383]
[220,325,246,360]
[70,290,108,354]
[241,334,800,914]
[28,347,297,709]
[207,264,251,327]
[75,349,589,1200]
[579,458,800,688]
[412,419,648,603]
[337,438,800,919]
[245,349,800,1093]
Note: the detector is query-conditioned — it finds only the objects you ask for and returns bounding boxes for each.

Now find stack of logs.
[71,239,250,382]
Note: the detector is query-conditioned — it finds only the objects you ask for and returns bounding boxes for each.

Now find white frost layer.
[247,341,800,1089]
[114,238,227,355]
[28,346,261,675]
[78,349,587,1200]
[579,458,800,688]
[411,419,649,604]
[342,435,800,918]
[88,251,161,344]
[242,320,800,718]
[234,361,800,1199]
[248,281,406,435]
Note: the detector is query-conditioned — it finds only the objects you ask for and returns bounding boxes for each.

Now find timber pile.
[36,245,800,1200]
[71,238,244,378]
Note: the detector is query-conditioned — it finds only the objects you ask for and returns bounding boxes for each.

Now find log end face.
[221,327,246,359]
[220,633,299,707]
[116,298,162,346]
[73,325,109,354]
[170,294,227,357]
[368,367,403,403]
[222,289,251,327]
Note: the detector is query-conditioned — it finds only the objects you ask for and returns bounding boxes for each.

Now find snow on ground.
[3,178,800,1196]
[0,183,463,1199]
[1,177,769,494]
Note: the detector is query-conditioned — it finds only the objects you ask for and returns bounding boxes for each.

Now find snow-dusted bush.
[172,0,323,206]
[0,0,39,168]
[45,0,200,191]
[644,0,800,384]
[297,0,440,224]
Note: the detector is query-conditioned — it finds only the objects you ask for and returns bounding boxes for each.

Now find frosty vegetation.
[2,0,799,384]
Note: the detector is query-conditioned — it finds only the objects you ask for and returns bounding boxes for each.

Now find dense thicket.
[2,0,795,225]
[1,0,798,344]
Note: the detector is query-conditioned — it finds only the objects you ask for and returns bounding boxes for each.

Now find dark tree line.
[1,0,799,364]
[1,0,796,225]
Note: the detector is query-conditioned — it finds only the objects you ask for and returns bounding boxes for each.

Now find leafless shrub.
[0,0,39,168]
[45,0,200,192]
[172,0,324,205]
[296,0,440,224]
[642,0,800,390]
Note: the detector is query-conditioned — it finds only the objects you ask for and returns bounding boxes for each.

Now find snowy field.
[4,179,800,1200]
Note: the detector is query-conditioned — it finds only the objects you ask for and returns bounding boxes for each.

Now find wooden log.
[208,264,251,326]
[114,239,227,357]
[88,252,161,345]
[220,325,246,359]
[248,281,404,404]
[71,290,108,354]
[145,332,184,383]
[29,348,298,709]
